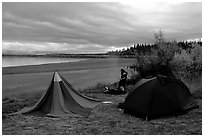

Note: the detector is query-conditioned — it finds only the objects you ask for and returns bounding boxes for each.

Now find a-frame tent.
[17,71,101,117]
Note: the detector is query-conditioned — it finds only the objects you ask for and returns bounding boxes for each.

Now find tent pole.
[145,116,148,122]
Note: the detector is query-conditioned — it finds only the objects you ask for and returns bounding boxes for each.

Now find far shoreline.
[2,56,88,68]
[2,53,136,58]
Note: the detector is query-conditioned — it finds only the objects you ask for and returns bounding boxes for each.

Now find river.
[2,57,135,97]
[2,56,86,67]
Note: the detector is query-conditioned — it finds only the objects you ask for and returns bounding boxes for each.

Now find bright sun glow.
[120,1,158,11]
[120,1,183,12]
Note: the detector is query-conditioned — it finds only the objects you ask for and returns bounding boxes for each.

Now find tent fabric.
[17,71,101,117]
[120,75,198,119]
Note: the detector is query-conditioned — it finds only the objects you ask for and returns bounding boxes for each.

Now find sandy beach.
[2,58,136,98]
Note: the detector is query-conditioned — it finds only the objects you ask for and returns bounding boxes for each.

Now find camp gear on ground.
[104,87,127,95]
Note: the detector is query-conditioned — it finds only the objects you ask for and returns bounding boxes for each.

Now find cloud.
[2,2,202,53]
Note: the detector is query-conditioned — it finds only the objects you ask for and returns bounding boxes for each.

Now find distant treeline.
[42,53,111,58]
[3,41,202,58]
[108,41,202,56]
[2,53,110,58]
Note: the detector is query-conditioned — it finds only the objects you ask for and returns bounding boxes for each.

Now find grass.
[2,78,202,135]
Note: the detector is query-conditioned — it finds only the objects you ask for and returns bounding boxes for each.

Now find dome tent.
[119,75,198,120]
[17,71,101,117]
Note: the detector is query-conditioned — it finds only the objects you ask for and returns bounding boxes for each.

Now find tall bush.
[133,31,179,78]
[170,43,202,81]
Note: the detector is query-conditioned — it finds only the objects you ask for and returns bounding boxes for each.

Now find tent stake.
[146,116,148,122]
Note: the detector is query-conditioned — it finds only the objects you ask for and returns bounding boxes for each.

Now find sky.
[2,2,202,54]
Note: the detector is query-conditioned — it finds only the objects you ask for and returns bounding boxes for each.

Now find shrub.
[170,43,202,81]
[132,31,179,78]
[129,30,201,94]
[169,43,202,94]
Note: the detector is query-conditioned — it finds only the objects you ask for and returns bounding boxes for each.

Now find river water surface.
[2,56,86,67]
